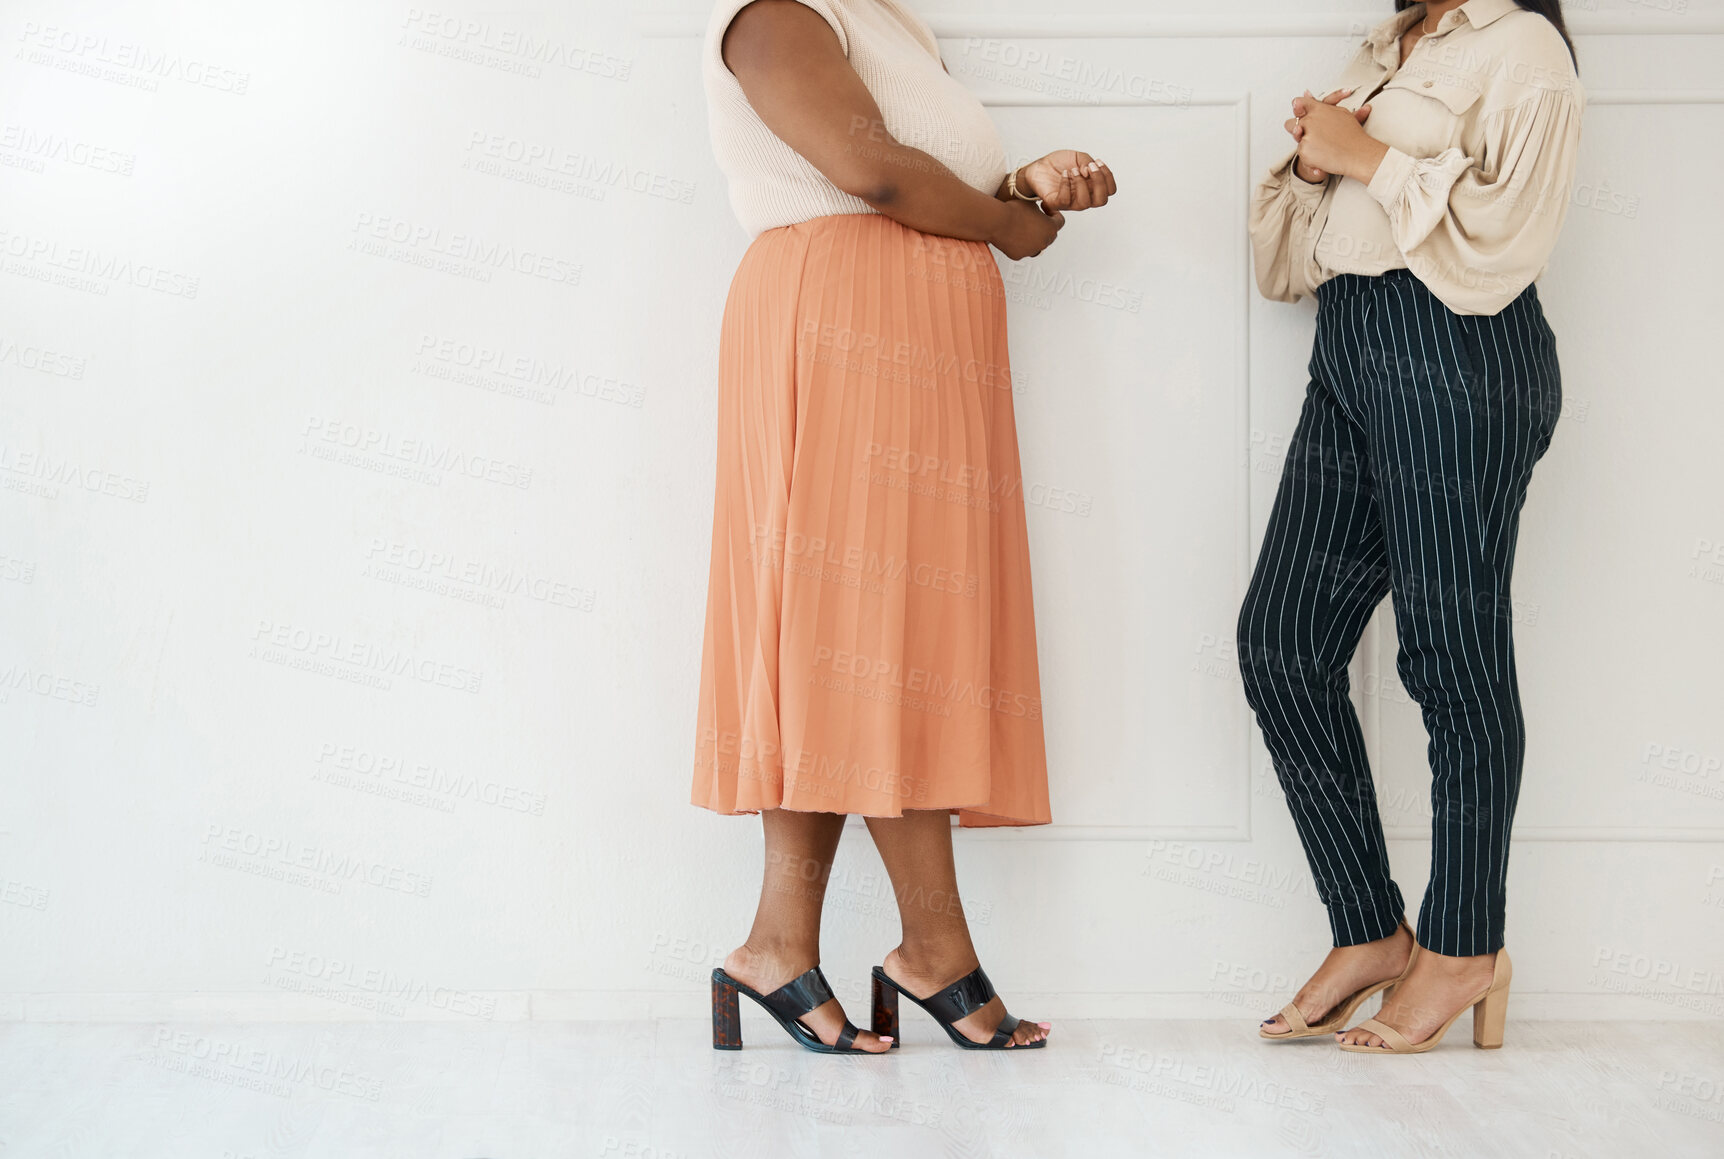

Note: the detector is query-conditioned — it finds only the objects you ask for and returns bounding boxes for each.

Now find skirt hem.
[690,798,1052,829]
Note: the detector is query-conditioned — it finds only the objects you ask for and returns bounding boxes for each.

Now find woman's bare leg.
[865,809,1049,1047]
[721,809,891,1051]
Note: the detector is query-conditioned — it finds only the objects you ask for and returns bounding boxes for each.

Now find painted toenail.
[879,1036,893,1043]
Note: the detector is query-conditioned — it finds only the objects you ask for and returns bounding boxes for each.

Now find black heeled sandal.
[871,963,1044,1050]
[711,966,879,1054]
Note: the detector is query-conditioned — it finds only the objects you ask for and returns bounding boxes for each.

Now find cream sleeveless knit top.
[702,0,1009,236]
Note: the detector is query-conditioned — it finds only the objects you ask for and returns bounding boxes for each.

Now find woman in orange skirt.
[695,0,1116,1053]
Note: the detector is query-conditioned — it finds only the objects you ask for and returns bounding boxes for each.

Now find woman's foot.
[1260,922,1416,1036]
[882,945,1050,1047]
[722,943,893,1053]
[1337,948,1496,1049]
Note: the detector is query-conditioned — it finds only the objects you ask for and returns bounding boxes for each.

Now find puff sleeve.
[1249,146,1333,304]
[1365,80,1584,315]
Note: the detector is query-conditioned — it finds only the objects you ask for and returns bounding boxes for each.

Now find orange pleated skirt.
[691,213,1051,828]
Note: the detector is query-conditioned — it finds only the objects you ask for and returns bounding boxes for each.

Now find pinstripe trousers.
[1237,268,1561,957]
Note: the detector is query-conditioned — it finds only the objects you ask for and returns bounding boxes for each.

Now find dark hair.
[1395,1,1577,69]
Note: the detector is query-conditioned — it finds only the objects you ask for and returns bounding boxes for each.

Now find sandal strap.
[834,1021,861,1051]
[987,1012,1019,1048]
[1279,1002,1310,1034]
[761,966,835,1021]
[922,965,998,1026]
[1353,1017,1416,1052]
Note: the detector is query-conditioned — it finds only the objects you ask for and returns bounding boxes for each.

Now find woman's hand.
[1288,90,1388,185]
[1014,150,1116,211]
[1284,88,1363,183]
[990,200,1065,261]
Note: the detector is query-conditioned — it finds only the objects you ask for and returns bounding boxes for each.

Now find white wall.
[2,0,1720,1024]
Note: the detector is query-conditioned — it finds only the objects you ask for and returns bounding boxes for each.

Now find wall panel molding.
[962,92,1255,842]
[1,988,1705,1023]
[640,13,1724,39]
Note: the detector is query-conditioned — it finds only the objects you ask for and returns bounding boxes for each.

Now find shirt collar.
[1364,2,1523,67]
[1454,0,1523,30]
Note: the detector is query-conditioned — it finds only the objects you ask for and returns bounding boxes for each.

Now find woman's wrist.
[1347,138,1391,186]
[982,195,1015,243]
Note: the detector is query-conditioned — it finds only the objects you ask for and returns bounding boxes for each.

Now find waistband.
[1315,267,1422,304]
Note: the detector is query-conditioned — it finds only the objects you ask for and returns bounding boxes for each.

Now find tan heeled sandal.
[1260,919,1420,1042]
[1339,947,1512,1053]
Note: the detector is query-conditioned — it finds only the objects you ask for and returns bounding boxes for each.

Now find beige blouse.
[1249,0,1585,316]
[703,0,1009,237]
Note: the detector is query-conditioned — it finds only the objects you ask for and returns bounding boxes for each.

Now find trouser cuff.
[1326,884,1406,948]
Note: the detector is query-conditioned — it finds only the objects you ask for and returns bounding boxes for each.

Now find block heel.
[1341,948,1513,1054]
[870,970,900,1047]
[712,972,743,1050]
[1472,954,1511,1049]
[710,966,882,1055]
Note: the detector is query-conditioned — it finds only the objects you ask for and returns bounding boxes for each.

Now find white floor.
[1,1018,1720,1158]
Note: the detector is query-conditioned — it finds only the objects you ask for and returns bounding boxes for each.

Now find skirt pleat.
[693,213,1050,827]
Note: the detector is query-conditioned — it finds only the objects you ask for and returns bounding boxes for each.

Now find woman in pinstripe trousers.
[1240,0,1583,1052]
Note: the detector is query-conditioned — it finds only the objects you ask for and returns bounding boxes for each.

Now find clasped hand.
[1285,89,1377,184]
[992,148,1117,260]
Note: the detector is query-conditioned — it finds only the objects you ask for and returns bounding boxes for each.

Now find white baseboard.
[2,990,1714,1023]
